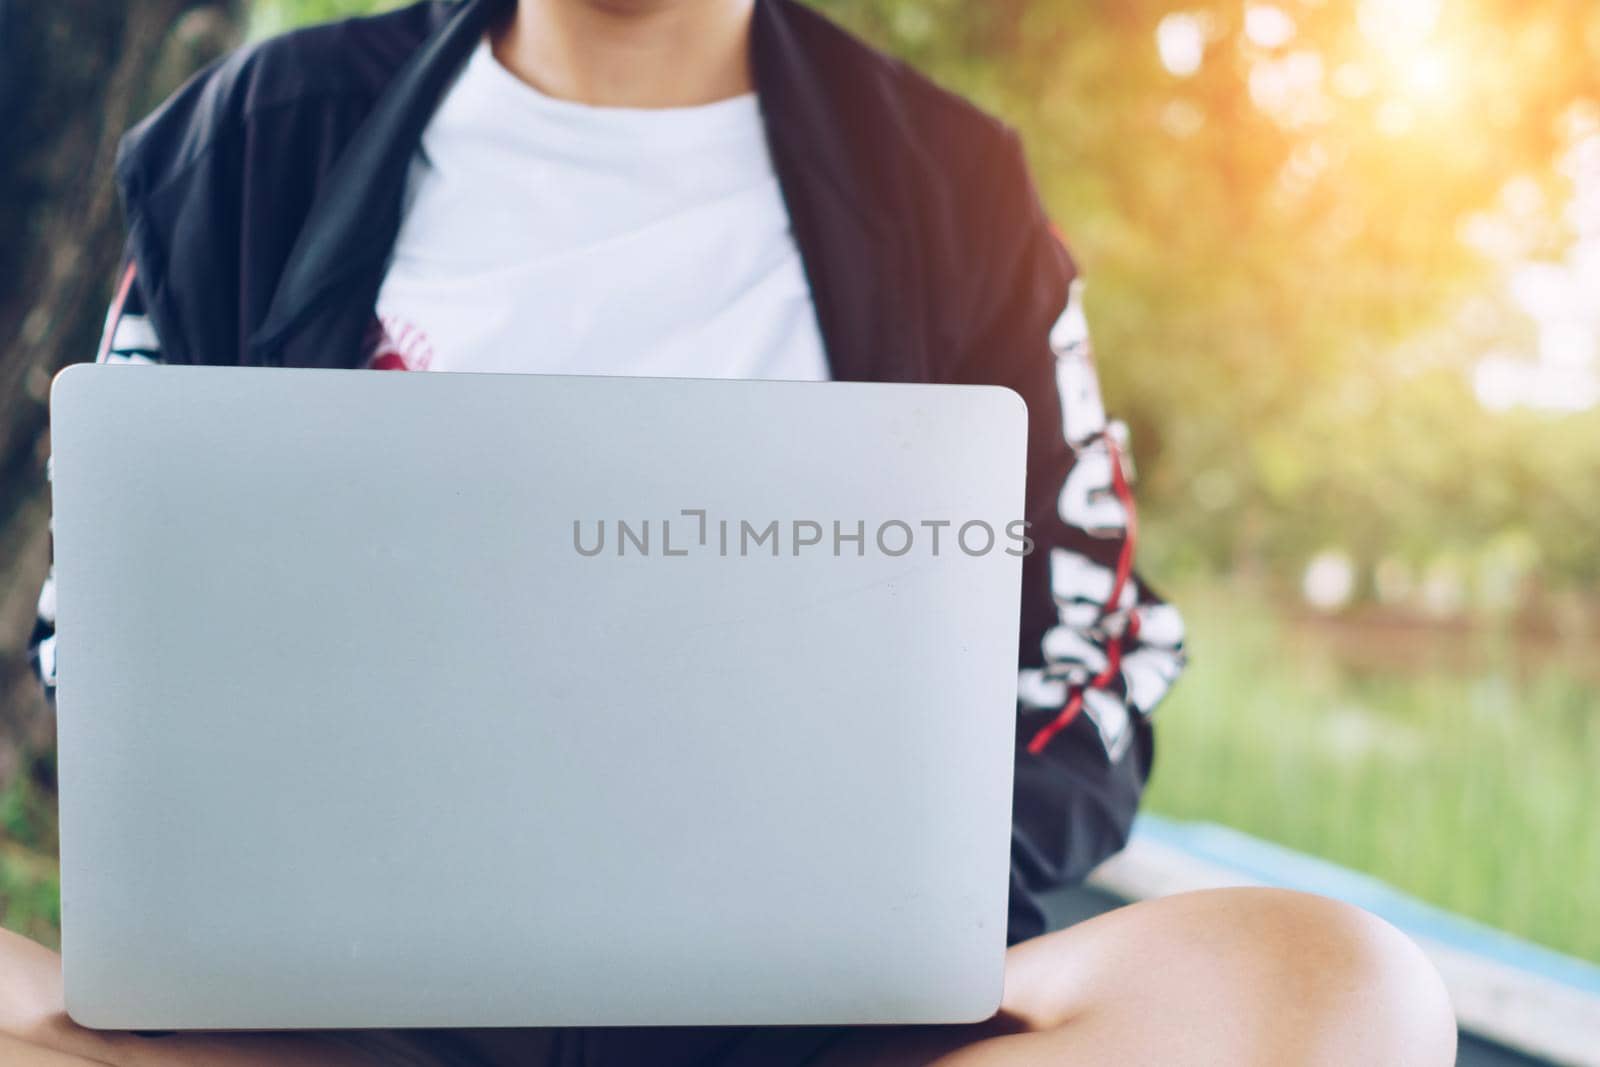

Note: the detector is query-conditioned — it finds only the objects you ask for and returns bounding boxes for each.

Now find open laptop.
[47,364,1027,1031]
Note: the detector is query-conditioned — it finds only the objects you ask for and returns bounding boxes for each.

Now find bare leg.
[817,888,1457,1067]
[0,927,413,1066]
[2,888,1456,1067]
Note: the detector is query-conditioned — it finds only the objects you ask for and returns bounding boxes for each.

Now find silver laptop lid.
[48,364,1026,1030]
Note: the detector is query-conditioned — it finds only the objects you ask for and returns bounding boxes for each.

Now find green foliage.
[811,0,1600,594]
[0,771,60,949]
[0,855,59,950]
[249,0,410,39]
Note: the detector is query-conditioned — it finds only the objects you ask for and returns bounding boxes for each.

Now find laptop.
[47,363,1027,1030]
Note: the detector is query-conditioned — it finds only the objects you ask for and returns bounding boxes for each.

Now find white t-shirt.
[372,39,830,382]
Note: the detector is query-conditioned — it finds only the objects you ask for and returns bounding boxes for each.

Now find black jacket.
[93,0,1185,943]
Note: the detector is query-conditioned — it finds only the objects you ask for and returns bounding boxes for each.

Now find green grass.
[1146,583,1600,963]
[0,767,61,949]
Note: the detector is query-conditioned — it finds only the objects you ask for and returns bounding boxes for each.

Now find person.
[3,0,1456,1063]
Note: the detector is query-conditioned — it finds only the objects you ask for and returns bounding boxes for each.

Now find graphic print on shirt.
[1018,278,1186,761]
[371,39,829,382]
[366,314,436,371]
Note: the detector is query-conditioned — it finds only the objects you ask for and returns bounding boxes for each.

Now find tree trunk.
[0,0,243,794]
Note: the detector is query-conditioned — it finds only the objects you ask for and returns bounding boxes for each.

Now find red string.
[1026,430,1140,755]
[96,262,138,364]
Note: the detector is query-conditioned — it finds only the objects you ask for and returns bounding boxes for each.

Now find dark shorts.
[322,1025,847,1067]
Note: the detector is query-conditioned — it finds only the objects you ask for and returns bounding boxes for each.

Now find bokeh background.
[1,0,1596,977]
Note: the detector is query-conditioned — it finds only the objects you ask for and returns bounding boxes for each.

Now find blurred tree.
[812,0,1600,595]
[0,1,243,794]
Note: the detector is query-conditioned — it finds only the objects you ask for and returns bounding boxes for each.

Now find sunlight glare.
[1358,0,1443,52]
[1400,48,1455,102]
[1355,0,1466,115]
[1245,4,1296,49]
[1157,13,1206,77]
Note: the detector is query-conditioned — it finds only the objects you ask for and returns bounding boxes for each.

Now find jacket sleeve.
[29,258,164,704]
[954,133,1187,944]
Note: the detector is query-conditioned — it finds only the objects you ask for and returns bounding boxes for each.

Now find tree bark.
[0,0,243,794]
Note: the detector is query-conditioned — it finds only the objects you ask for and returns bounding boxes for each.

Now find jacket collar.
[749,0,925,383]
[251,0,926,383]
[248,0,499,364]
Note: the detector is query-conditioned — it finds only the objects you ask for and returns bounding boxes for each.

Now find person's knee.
[1002,887,1456,1064]
[0,928,70,1046]
[1182,887,1457,1065]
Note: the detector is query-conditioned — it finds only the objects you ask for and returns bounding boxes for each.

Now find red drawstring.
[96,262,138,364]
[1026,429,1140,755]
